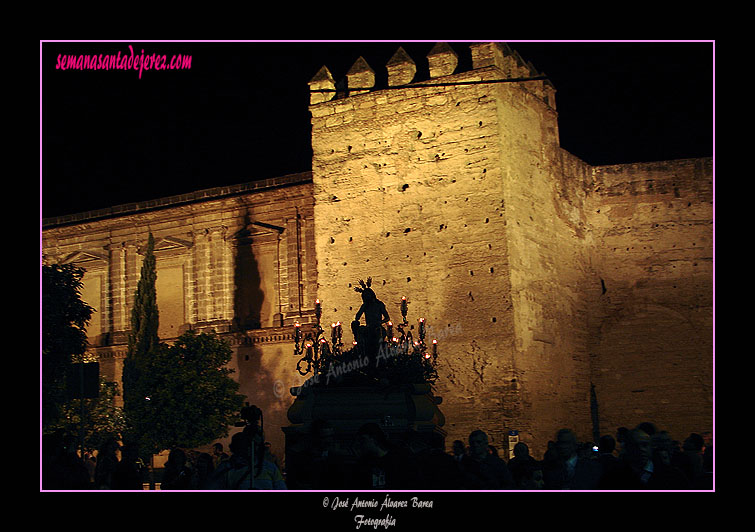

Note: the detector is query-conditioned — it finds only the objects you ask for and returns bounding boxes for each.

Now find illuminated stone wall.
[308,43,713,454]
[585,158,714,441]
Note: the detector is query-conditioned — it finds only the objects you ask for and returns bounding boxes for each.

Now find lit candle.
[401,296,408,321]
[387,321,393,338]
[294,322,301,342]
[419,317,425,339]
[432,339,438,357]
[315,299,322,321]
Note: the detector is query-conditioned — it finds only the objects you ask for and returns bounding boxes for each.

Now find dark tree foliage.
[42,263,94,430]
[122,233,160,455]
[47,378,127,453]
[133,330,244,453]
[122,233,244,457]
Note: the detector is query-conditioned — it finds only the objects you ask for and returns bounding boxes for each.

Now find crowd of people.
[41,419,713,491]
[285,420,713,490]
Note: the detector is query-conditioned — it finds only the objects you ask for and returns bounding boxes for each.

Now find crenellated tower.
[307,42,589,454]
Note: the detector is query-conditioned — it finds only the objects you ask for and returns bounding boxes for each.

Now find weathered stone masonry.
[42,43,713,458]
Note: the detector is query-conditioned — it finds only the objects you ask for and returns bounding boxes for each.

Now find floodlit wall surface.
[585,158,714,441]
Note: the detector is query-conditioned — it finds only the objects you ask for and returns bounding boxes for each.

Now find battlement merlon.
[308,65,336,105]
[307,42,556,110]
[346,56,375,95]
[386,46,417,87]
[427,42,458,78]
[470,42,556,109]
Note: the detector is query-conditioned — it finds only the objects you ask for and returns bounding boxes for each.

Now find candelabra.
[293,295,439,380]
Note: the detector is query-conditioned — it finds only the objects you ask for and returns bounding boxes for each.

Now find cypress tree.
[122,232,160,455]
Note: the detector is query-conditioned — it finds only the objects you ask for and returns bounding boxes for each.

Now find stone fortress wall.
[42,42,713,459]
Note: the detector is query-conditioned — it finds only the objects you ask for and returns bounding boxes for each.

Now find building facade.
[42,43,713,459]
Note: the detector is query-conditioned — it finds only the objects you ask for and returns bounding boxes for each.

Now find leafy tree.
[46,378,127,453]
[42,263,94,430]
[134,330,245,453]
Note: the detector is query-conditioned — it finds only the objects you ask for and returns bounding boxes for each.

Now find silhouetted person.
[94,437,120,490]
[287,419,348,489]
[597,435,619,476]
[353,278,390,358]
[673,433,705,486]
[647,431,690,489]
[694,445,713,489]
[508,442,539,488]
[264,442,282,473]
[208,431,286,489]
[189,453,215,490]
[161,448,191,490]
[212,442,229,468]
[578,441,597,460]
[352,422,420,489]
[407,431,462,489]
[701,431,713,451]
[45,433,90,490]
[112,442,144,490]
[542,429,602,490]
[518,460,545,490]
[616,427,630,455]
[599,428,653,489]
[451,440,466,463]
[459,430,515,489]
[83,451,97,486]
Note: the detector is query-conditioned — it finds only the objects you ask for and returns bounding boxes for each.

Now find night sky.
[40,41,714,219]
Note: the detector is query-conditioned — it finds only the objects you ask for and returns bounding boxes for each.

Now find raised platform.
[282,382,446,489]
